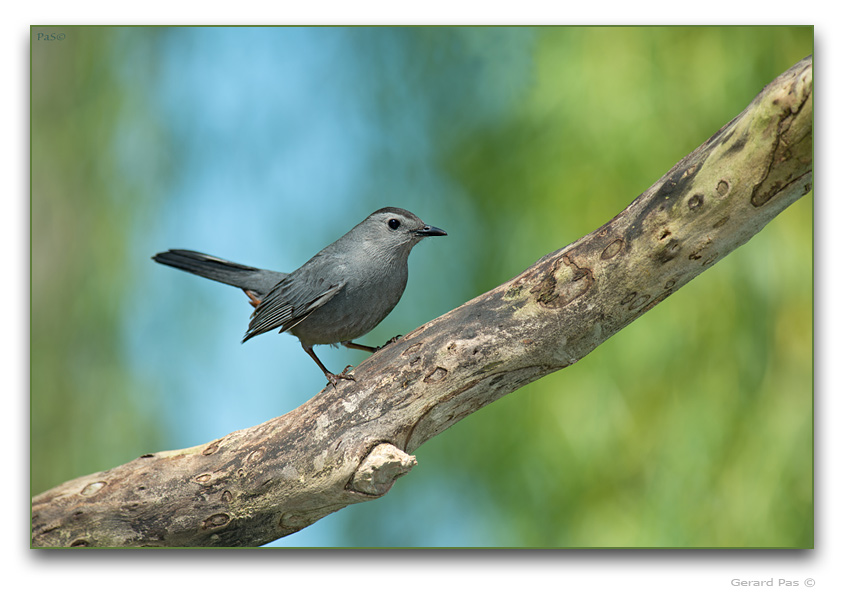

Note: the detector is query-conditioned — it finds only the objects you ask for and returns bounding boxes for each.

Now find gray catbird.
[153,207,446,385]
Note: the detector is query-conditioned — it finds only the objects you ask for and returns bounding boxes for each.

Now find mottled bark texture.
[32,56,812,547]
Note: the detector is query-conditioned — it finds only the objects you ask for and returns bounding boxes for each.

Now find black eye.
[388,218,401,230]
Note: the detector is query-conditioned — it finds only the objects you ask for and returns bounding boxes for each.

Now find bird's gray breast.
[288,254,409,346]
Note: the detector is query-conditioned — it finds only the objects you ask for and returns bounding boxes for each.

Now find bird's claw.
[325,365,356,387]
[375,335,403,352]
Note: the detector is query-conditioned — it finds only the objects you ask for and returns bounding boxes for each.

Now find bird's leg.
[342,335,403,353]
[341,341,377,354]
[303,344,355,387]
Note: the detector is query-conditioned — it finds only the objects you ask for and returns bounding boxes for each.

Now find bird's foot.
[375,335,403,352]
[325,365,356,387]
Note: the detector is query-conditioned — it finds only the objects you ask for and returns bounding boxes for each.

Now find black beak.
[416,225,447,237]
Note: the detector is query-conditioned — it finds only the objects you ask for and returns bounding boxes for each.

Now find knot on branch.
[349,443,417,496]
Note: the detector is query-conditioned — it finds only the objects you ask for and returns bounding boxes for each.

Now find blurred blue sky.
[114,27,535,546]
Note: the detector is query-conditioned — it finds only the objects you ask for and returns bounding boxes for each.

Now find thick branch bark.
[32,56,813,547]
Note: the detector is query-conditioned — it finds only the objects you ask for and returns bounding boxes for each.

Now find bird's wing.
[242,274,344,342]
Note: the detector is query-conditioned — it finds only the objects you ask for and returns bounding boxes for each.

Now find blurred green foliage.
[385,26,812,548]
[30,27,170,494]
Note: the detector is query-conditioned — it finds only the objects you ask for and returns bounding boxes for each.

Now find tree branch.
[31,56,813,547]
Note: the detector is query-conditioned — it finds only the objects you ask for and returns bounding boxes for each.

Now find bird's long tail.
[152,249,286,298]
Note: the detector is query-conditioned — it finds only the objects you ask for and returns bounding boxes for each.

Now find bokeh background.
[31,26,812,547]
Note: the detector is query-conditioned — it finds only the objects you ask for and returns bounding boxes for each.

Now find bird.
[153,207,446,386]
